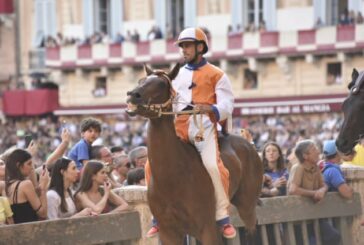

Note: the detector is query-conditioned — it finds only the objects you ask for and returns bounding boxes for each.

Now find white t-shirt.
[47,190,77,219]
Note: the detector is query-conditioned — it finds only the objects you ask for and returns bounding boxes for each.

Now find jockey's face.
[179,41,203,64]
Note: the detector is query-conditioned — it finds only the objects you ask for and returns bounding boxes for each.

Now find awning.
[0,0,13,14]
[53,93,347,116]
[3,89,59,116]
[54,104,126,115]
[233,94,347,116]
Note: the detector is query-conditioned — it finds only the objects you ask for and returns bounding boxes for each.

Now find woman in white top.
[47,158,92,219]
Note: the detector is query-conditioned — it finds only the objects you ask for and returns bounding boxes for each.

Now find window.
[33,0,57,47]
[243,69,258,89]
[166,0,184,39]
[244,0,264,31]
[326,0,348,25]
[94,0,111,34]
[93,77,107,97]
[326,63,342,85]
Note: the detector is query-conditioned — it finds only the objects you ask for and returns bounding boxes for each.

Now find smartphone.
[24,135,33,148]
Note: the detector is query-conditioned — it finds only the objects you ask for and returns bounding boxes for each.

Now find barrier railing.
[0,211,141,245]
[0,170,362,245]
[116,187,362,245]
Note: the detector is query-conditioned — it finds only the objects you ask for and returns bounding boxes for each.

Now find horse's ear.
[144,64,153,76]
[168,63,180,81]
[352,68,359,81]
[349,68,360,90]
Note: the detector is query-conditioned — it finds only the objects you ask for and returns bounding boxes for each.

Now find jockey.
[146,27,236,239]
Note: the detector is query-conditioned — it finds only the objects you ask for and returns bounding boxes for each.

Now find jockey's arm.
[213,73,234,122]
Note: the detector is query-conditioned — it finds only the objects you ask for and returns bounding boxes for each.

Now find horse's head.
[336,68,364,155]
[126,63,180,118]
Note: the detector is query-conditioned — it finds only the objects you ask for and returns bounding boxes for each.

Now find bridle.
[138,70,202,117]
[136,70,206,141]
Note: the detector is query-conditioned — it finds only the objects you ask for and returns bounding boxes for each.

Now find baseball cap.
[323,140,337,157]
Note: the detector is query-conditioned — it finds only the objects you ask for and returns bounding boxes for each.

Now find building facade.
[2,0,364,116]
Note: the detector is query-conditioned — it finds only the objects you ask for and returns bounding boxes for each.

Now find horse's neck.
[148,116,178,148]
[147,116,183,176]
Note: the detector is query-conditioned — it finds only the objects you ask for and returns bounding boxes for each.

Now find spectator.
[127,168,145,186]
[5,149,49,223]
[75,161,128,214]
[348,10,356,24]
[259,20,266,32]
[0,196,14,225]
[110,146,124,156]
[47,158,93,219]
[112,154,130,186]
[339,9,350,25]
[288,140,340,245]
[128,146,148,168]
[227,25,234,36]
[261,142,288,197]
[68,117,102,170]
[114,33,125,44]
[357,12,364,24]
[132,30,140,43]
[321,140,353,199]
[90,145,121,188]
[315,17,324,28]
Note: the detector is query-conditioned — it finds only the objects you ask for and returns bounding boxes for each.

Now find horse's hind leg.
[159,228,184,245]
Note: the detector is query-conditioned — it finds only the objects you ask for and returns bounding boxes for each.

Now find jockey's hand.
[194,104,213,114]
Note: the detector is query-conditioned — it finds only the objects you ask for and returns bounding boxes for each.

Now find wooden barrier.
[0,176,362,245]
[116,187,362,245]
[0,211,141,245]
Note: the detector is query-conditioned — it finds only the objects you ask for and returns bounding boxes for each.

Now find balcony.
[0,0,13,14]
[45,24,364,69]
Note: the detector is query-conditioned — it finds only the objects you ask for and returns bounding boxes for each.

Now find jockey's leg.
[189,115,230,221]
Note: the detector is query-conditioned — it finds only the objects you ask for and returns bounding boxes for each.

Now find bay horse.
[336,68,364,155]
[126,63,263,244]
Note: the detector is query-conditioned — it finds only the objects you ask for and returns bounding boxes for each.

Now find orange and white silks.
[146,62,234,221]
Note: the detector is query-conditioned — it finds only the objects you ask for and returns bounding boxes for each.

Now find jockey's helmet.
[175,27,208,54]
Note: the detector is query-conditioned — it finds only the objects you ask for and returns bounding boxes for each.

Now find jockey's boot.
[146,225,159,238]
[221,224,236,239]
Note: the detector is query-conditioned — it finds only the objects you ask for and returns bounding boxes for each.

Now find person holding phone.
[5,149,49,223]
[74,161,128,214]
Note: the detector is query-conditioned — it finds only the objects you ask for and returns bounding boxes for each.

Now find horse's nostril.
[134,93,141,99]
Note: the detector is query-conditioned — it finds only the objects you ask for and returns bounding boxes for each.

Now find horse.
[126,63,263,245]
[336,68,364,155]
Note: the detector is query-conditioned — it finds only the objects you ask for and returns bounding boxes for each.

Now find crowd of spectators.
[0,112,343,165]
[0,112,362,244]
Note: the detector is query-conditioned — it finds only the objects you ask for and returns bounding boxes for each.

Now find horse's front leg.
[159,227,185,245]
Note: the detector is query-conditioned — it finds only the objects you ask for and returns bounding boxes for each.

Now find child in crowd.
[47,158,95,219]
[0,196,14,225]
[75,161,129,214]
[5,149,49,224]
[68,118,102,170]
